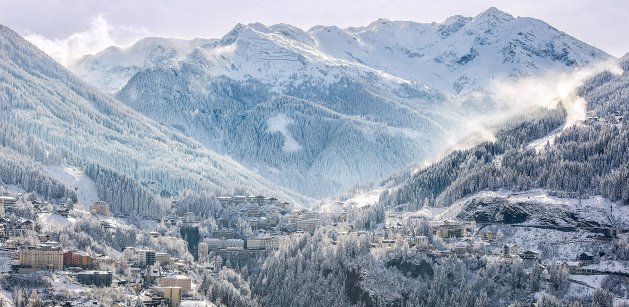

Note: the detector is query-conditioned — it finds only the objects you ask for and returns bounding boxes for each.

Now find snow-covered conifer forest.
[0,5,628,307]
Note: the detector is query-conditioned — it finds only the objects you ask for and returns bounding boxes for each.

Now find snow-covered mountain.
[69,8,611,197]
[71,37,214,94]
[310,7,610,93]
[115,22,453,197]
[0,24,309,217]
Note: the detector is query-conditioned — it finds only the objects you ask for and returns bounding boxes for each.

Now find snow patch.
[266,114,302,153]
[46,166,99,209]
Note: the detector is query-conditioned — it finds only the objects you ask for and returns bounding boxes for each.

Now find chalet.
[577,252,595,265]
[18,219,34,231]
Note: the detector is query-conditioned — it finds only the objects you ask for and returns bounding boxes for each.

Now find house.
[207,238,245,250]
[503,244,519,257]
[555,261,582,273]
[55,207,71,218]
[18,219,34,231]
[182,212,196,223]
[410,235,429,246]
[198,243,209,260]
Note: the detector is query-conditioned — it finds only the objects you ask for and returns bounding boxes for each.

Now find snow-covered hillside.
[0,24,310,217]
[115,22,451,197]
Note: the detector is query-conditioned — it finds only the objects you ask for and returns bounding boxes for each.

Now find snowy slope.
[71,37,214,94]
[0,24,309,209]
[46,166,99,209]
[115,22,452,197]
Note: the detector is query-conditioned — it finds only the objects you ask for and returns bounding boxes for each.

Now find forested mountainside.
[382,55,629,210]
[0,24,308,218]
[102,8,608,197]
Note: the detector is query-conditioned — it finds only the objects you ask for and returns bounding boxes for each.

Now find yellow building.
[20,244,63,270]
[156,287,182,307]
[159,275,192,294]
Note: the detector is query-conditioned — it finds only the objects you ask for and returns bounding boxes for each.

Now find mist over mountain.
[72,8,610,198]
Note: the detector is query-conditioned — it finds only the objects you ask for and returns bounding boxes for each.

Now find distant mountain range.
[67,8,610,198]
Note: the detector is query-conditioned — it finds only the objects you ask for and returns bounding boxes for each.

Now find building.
[577,252,595,265]
[503,244,519,257]
[63,251,91,268]
[90,201,110,216]
[520,250,539,260]
[480,231,494,241]
[297,218,322,234]
[20,244,63,270]
[155,253,173,265]
[410,236,429,246]
[159,275,192,294]
[453,242,469,255]
[436,220,465,238]
[156,287,182,307]
[198,242,209,260]
[207,238,245,250]
[247,237,280,250]
[77,271,113,287]
[0,196,17,208]
[138,249,156,266]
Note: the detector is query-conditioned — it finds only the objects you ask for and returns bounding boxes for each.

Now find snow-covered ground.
[38,212,75,230]
[266,114,302,153]
[526,126,562,153]
[46,165,99,209]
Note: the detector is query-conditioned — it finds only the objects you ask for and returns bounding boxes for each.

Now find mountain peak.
[475,7,514,22]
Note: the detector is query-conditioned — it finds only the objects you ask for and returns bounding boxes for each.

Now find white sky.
[1,0,627,64]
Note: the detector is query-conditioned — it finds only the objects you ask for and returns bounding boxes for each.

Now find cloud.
[24,14,149,67]
[488,60,623,126]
